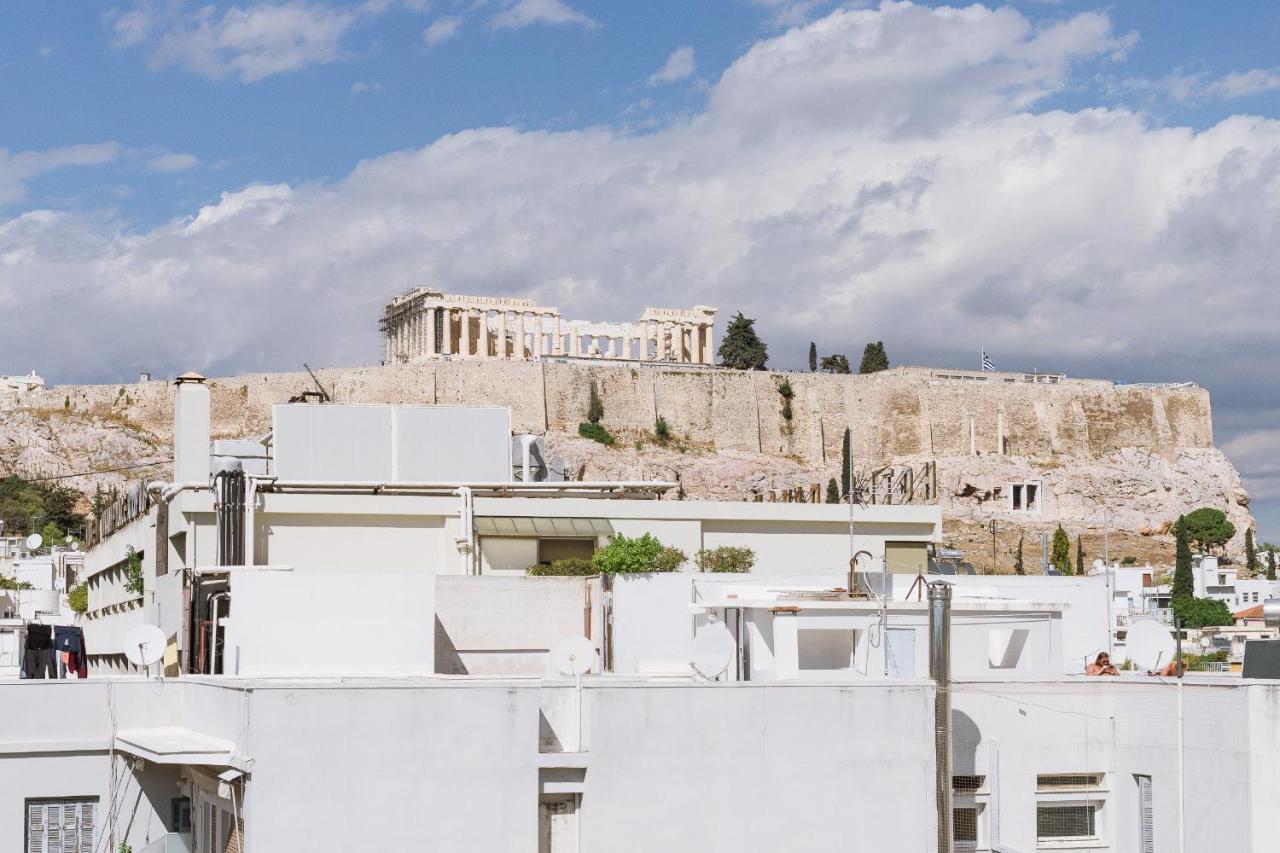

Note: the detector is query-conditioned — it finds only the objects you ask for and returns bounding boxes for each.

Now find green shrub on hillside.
[578,422,615,446]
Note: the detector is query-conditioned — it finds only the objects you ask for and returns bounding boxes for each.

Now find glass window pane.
[1036,804,1096,838]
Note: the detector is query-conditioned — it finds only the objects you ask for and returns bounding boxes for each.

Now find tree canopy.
[858,341,889,374]
[0,475,85,537]
[1181,507,1235,553]
[718,312,768,370]
[1172,596,1233,629]
[808,342,817,372]
[820,354,851,374]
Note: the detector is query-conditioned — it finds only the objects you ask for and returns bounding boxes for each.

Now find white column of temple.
[425,306,436,357]
[604,335,615,359]
[412,310,420,360]
[496,310,507,358]
[535,313,546,357]
[622,326,633,360]
[516,312,526,358]
[460,306,472,357]
[441,307,453,355]
[703,322,714,364]
[478,309,489,358]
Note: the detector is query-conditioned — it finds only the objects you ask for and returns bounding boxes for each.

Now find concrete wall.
[224,568,434,676]
[434,576,597,675]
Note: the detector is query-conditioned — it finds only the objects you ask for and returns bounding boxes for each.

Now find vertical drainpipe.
[929,581,953,853]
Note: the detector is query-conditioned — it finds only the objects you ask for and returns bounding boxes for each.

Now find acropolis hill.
[2,358,1253,571]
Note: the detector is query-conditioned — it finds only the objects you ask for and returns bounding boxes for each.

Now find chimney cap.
[174,371,206,385]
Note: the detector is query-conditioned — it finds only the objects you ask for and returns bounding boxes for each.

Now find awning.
[474,517,613,538]
[114,727,237,766]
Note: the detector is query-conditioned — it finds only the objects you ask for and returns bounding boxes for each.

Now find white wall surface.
[611,573,696,675]
[434,576,597,674]
[224,568,434,676]
[258,512,446,571]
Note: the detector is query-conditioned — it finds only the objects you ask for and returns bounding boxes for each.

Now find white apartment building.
[0,374,1275,853]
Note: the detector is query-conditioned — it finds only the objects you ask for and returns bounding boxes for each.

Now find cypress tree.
[1014,534,1025,575]
[825,478,840,504]
[1245,527,1257,573]
[1172,515,1194,603]
[808,341,817,372]
[1076,534,1085,575]
[717,312,768,370]
[840,428,852,498]
[587,379,604,424]
[1268,550,1277,581]
[1051,525,1071,575]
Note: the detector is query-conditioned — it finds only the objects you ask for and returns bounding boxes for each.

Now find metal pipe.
[929,581,953,853]
[244,478,258,567]
[207,591,229,675]
[454,487,475,573]
[261,479,678,491]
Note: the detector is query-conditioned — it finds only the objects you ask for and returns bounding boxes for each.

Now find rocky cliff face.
[1,361,1254,567]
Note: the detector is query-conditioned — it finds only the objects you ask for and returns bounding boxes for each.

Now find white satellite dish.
[691,623,736,679]
[550,636,597,676]
[123,624,167,670]
[25,533,43,551]
[1124,619,1176,672]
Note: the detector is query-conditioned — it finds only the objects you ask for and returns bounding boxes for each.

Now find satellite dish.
[1124,619,1176,672]
[691,623,736,679]
[25,533,43,551]
[123,624,167,669]
[70,542,80,552]
[550,636,597,676]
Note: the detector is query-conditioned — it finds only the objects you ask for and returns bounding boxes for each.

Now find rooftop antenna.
[123,624,167,678]
[1124,619,1176,674]
[550,636,597,751]
[690,623,735,681]
[303,363,331,402]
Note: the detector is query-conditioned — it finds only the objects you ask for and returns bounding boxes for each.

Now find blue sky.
[1,1,1279,537]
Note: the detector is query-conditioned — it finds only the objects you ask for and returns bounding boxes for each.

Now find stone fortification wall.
[34,362,1214,468]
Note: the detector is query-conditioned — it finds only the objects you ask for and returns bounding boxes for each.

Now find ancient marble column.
[426,307,437,356]
[658,323,669,360]
[518,312,527,358]
[535,314,546,357]
[442,308,454,355]
[479,310,490,358]
[703,322,714,364]
[553,316,563,355]
[622,327,633,361]
[571,324,581,357]
[498,311,508,358]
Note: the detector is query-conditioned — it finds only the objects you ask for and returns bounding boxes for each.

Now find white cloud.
[750,0,835,29]
[1223,430,1280,502]
[107,0,397,82]
[147,152,200,172]
[424,15,462,46]
[350,80,383,95]
[648,46,695,86]
[8,0,1280,506]
[490,0,597,31]
[1165,67,1280,102]
[0,143,121,205]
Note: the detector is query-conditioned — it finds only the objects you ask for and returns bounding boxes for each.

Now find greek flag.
[981,349,996,372]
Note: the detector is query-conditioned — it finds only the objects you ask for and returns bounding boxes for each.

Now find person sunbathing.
[1085,652,1119,675]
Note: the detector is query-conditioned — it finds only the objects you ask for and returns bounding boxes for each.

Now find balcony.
[140,833,193,853]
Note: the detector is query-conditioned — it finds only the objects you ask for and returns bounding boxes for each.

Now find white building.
[1,373,1275,853]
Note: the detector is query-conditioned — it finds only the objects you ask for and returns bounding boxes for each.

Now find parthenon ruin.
[380,288,718,365]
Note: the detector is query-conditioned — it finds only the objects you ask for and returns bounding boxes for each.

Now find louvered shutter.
[78,801,95,853]
[223,817,245,853]
[209,804,219,853]
[46,803,61,851]
[1137,775,1154,853]
[27,802,44,853]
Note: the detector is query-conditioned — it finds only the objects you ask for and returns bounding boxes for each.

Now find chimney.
[173,372,210,484]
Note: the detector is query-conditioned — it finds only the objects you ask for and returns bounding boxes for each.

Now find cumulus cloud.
[424,15,462,46]
[107,0,398,82]
[648,46,695,86]
[8,3,1280,524]
[490,0,597,31]
[0,143,121,205]
[147,151,200,172]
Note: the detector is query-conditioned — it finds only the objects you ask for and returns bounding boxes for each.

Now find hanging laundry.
[22,624,56,679]
[54,626,88,678]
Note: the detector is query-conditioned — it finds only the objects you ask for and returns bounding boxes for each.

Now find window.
[1010,482,1041,512]
[538,538,595,564]
[25,797,97,852]
[1036,774,1106,845]
[798,628,858,671]
[953,775,986,849]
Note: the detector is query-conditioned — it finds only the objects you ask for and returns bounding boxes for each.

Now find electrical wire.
[13,459,173,483]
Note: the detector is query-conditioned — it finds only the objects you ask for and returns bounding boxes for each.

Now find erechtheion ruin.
[380,288,717,365]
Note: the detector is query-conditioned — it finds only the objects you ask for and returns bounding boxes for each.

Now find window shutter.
[1137,775,1154,853]
[46,803,61,852]
[27,802,44,853]
[78,801,96,853]
[223,817,245,853]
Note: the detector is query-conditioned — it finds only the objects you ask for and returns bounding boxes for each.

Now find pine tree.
[820,354,851,374]
[1172,515,1194,602]
[1268,550,1277,581]
[808,341,817,372]
[1014,534,1025,575]
[717,312,768,370]
[1076,534,1085,575]
[858,341,889,374]
[587,379,604,424]
[1245,527,1257,573]
[825,478,840,504]
[1051,525,1071,575]
[840,428,852,498]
